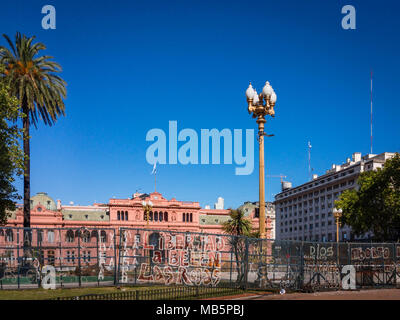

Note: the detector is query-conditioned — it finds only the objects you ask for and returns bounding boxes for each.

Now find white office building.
[214,197,224,210]
[275,152,395,242]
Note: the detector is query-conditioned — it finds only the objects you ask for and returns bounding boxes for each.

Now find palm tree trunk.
[23,108,30,229]
[22,104,32,264]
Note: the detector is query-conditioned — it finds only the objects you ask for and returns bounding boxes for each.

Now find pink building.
[7,191,272,237]
[0,192,272,284]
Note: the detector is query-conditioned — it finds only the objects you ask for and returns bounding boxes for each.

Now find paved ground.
[228,288,400,300]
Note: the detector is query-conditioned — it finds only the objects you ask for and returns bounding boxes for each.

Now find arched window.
[91,230,98,240]
[100,230,107,243]
[190,213,193,222]
[186,213,189,222]
[121,211,124,221]
[37,230,44,244]
[149,211,153,221]
[66,230,74,243]
[164,212,168,222]
[47,230,55,243]
[117,211,120,220]
[159,212,163,222]
[149,232,160,249]
[154,211,158,222]
[5,229,13,242]
[82,230,90,243]
[125,211,128,221]
[183,213,186,222]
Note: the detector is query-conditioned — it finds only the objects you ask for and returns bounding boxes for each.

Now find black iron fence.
[55,285,244,300]
[0,226,399,292]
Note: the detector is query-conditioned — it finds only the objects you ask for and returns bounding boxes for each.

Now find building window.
[5,229,13,242]
[164,212,168,222]
[159,212,163,222]
[66,230,74,242]
[183,213,186,222]
[100,230,107,243]
[37,230,43,244]
[117,211,120,220]
[47,230,55,243]
[47,250,55,266]
[190,213,193,222]
[125,211,128,221]
[82,230,90,243]
[83,251,91,263]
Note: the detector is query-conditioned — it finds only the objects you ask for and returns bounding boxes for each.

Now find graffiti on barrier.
[119,230,225,286]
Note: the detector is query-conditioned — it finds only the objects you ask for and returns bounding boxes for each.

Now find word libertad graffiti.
[119,230,225,286]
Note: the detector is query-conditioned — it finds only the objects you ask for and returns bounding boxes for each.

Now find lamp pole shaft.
[258,117,266,238]
[336,218,339,242]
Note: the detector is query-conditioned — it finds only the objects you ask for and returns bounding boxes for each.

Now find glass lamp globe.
[246,83,255,99]
[262,81,273,98]
[270,91,277,104]
[253,90,259,104]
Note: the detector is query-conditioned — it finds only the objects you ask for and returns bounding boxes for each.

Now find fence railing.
[55,285,244,300]
[0,226,398,292]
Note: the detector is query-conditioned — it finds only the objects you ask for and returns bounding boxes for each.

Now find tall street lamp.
[332,207,343,242]
[246,81,277,238]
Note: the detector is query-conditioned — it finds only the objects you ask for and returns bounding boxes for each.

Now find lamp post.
[142,200,153,268]
[332,207,343,243]
[246,81,277,238]
[142,200,153,226]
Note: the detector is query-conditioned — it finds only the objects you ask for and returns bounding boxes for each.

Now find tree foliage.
[335,153,400,241]
[222,208,252,236]
[0,65,23,224]
[0,32,67,229]
[222,209,252,284]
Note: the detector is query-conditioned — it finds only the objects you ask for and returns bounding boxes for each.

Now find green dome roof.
[31,192,57,211]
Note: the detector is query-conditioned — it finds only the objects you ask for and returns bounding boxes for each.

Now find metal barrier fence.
[117,228,400,291]
[0,227,117,289]
[0,226,399,291]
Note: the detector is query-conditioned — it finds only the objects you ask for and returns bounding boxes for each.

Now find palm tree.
[0,32,66,242]
[222,209,252,285]
[222,208,252,236]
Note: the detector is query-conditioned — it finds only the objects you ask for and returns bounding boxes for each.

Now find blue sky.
[1,0,399,208]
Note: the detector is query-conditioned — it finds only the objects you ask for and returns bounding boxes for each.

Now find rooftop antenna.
[308,141,312,180]
[370,70,373,154]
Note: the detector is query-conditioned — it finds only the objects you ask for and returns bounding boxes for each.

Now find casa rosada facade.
[6,191,272,237]
[0,192,273,270]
